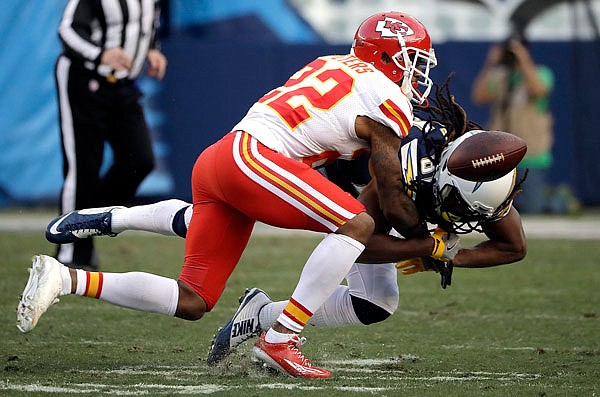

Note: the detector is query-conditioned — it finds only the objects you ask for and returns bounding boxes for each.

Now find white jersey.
[233,54,413,168]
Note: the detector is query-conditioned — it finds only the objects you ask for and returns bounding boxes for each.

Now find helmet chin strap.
[400,74,413,100]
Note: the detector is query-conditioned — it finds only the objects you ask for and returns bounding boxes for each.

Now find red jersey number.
[258,59,354,130]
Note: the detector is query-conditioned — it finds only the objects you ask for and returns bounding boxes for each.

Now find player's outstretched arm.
[357,226,460,264]
[355,176,458,264]
[358,232,434,263]
[452,207,526,268]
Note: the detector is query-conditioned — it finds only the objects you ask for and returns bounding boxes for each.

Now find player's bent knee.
[175,280,207,321]
[172,205,189,238]
[350,295,392,325]
[338,212,375,245]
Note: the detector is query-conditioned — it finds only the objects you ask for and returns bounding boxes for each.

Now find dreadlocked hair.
[415,72,481,156]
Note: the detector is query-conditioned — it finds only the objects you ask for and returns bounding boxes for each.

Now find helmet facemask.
[432,166,493,229]
[434,183,487,223]
[391,35,437,105]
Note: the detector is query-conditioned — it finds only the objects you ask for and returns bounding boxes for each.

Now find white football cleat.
[16,255,65,333]
[207,288,272,365]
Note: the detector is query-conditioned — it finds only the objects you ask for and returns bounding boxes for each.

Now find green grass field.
[1,230,599,396]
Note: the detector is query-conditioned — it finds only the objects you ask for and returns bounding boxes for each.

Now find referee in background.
[54,0,167,269]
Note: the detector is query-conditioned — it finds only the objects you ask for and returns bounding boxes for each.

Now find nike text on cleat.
[207,287,272,365]
[252,332,332,379]
[16,255,65,333]
[46,206,124,244]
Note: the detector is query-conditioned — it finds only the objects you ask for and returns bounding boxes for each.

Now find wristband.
[430,233,445,259]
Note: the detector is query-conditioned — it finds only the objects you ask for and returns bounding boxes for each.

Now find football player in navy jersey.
[356,81,526,271]
[20,12,441,379]
[202,81,527,365]
[204,81,526,364]
[40,78,527,368]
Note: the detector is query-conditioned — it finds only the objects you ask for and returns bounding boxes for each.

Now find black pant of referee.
[55,54,155,269]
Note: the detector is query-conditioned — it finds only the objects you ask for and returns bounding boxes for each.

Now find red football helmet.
[352,12,437,104]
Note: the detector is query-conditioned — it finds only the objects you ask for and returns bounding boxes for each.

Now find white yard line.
[0,360,543,395]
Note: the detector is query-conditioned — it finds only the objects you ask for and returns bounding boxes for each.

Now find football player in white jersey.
[204,80,527,366]
[17,12,437,378]
[38,79,527,374]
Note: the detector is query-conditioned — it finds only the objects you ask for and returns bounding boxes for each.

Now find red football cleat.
[253,332,332,379]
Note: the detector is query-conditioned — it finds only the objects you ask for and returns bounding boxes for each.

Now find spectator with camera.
[471,33,576,214]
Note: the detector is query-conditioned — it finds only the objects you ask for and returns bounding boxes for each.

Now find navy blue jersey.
[399,119,447,200]
[323,117,449,224]
[398,118,449,226]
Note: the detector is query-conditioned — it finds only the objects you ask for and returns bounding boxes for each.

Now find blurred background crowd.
[1,0,599,215]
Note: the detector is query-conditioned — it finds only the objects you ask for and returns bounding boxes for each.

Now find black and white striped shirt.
[58,0,160,80]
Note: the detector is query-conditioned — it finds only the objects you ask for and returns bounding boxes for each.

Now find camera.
[499,32,527,67]
[500,45,516,66]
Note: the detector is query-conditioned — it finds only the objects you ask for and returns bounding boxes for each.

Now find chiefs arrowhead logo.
[375,17,415,38]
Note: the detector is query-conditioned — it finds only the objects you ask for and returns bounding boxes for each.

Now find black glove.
[424,257,453,289]
[396,256,453,289]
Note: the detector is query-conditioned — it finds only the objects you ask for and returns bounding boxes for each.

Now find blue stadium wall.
[1,1,599,206]
[159,34,599,204]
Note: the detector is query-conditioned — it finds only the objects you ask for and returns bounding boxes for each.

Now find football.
[447,130,527,182]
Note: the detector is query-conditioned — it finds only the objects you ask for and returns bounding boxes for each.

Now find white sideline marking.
[0,360,543,395]
[0,383,230,395]
[0,382,387,395]
[4,212,600,239]
[440,344,554,352]
[325,357,419,365]
[255,383,387,392]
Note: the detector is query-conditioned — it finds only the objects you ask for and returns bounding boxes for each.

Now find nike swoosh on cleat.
[284,359,325,375]
[48,212,73,235]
